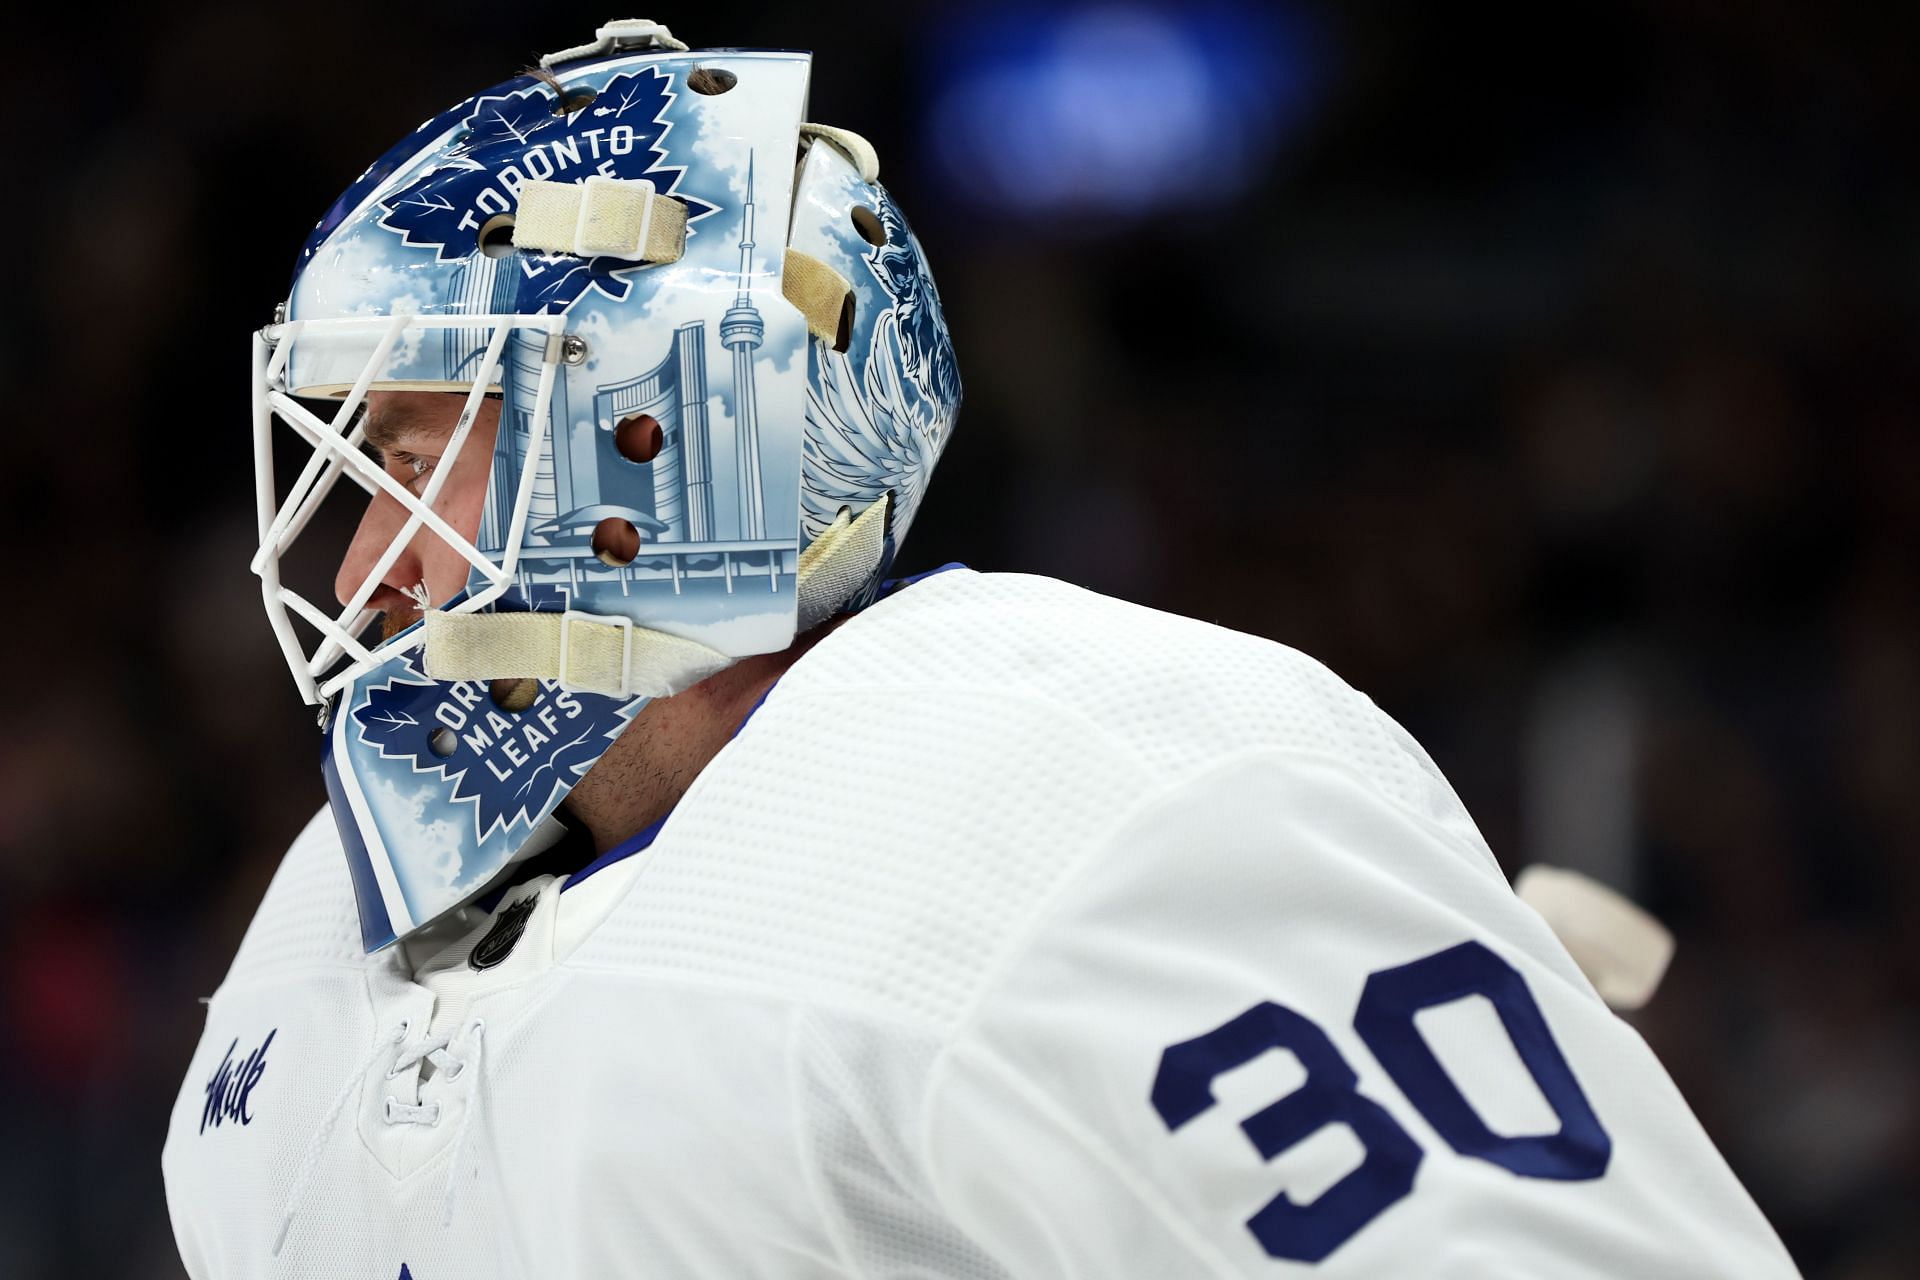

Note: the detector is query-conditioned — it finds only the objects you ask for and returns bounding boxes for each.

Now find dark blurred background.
[2,1,1915,1275]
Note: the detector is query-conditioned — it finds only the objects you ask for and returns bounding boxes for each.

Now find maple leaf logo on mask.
[351,649,637,841]
[377,68,717,313]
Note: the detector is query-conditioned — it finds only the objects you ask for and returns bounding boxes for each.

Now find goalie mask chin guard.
[252,20,962,950]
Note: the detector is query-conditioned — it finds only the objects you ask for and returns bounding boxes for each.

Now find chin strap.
[423,495,891,697]
[424,611,730,699]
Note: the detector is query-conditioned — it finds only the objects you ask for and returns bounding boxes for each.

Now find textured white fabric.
[164,570,1798,1278]
[783,247,854,345]
[511,176,686,262]
[224,808,363,975]
[424,608,732,696]
[795,494,890,632]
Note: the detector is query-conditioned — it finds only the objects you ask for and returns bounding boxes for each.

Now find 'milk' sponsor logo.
[201,1029,275,1134]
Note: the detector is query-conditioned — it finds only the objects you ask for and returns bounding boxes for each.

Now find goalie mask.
[252,19,961,950]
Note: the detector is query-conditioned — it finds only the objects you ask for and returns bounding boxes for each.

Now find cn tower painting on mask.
[458,175,799,644]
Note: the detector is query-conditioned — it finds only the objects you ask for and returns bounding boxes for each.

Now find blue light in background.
[922,2,1327,225]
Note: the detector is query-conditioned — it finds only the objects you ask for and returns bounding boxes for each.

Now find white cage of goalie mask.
[250,311,568,706]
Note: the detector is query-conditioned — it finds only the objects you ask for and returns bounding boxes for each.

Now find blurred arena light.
[922,1,1326,225]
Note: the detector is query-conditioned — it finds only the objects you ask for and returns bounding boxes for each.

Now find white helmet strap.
[512,177,688,262]
[423,609,730,699]
[421,494,892,697]
[539,18,689,70]
[794,491,892,631]
[798,123,880,183]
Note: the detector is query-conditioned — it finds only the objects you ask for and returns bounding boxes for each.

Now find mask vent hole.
[428,727,458,758]
[553,86,596,115]
[851,205,887,247]
[490,678,539,713]
[687,66,737,95]
[615,413,664,464]
[833,292,854,353]
[591,517,641,567]
[479,214,517,259]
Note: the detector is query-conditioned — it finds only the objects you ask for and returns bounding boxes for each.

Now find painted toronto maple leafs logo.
[351,651,636,841]
[377,68,717,313]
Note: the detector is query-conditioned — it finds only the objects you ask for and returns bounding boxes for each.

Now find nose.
[334,486,422,611]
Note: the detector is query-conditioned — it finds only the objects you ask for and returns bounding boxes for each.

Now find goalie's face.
[334,391,502,638]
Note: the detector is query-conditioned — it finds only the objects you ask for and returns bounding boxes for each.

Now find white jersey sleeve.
[770,571,1799,1278]
[900,748,1797,1277]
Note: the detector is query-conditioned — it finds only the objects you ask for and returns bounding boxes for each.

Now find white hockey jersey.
[163,569,1800,1278]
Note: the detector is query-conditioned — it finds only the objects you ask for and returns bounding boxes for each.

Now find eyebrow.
[361,399,456,453]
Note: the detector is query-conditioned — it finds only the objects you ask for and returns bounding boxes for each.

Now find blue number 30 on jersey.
[1151,941,1612,1264]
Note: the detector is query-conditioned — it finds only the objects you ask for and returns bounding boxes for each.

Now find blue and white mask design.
[352,661,627,844]
[252,24,961,948]
[323,623,639,949]
[791,146,962,592]
[377,69,718,313]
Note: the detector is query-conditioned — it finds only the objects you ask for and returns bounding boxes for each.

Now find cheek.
[422,413,500,594]
[445,429,496,540]
[444,406,503,536]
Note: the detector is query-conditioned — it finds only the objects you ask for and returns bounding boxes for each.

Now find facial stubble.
[380,607,421,642]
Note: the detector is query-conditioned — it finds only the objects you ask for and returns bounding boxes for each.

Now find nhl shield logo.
[470,895,540,971]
